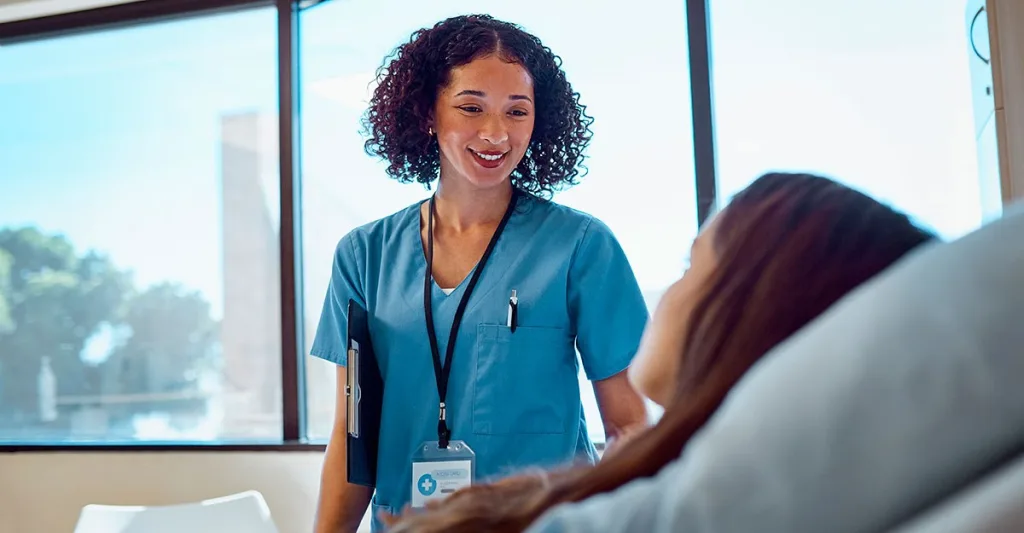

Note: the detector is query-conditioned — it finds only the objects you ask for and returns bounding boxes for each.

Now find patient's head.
[629,172,937,407]
[387,172,937,533]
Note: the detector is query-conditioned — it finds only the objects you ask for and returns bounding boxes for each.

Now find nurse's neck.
[431,177,513,233]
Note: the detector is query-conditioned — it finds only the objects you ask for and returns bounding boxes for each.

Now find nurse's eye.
[509,109,530,118]
[458,105,483,113]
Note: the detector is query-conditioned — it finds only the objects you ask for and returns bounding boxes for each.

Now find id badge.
[410,440,475,508]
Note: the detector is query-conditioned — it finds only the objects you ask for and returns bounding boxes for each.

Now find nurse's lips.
[469,149,507,169]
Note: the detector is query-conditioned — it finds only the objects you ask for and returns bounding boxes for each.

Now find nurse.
[311,14,650,533]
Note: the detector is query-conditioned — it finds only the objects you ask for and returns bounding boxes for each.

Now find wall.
[990,0,1024,201]
[0,1,138,23]
[0,452,327,533]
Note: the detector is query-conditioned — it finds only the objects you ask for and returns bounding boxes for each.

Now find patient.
[385,172,938,533]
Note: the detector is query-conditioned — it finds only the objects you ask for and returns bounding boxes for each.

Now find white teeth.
[474,151,503,161]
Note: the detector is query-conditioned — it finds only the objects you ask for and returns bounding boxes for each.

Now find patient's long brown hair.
[386,172,937,533]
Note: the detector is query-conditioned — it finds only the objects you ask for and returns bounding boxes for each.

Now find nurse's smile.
[469,149,507,169]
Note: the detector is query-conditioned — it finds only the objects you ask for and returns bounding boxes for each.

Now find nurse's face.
[432,54,536,190]
[628,215,721,408]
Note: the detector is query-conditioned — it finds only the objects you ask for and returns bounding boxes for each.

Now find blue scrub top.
[311,193,648,531]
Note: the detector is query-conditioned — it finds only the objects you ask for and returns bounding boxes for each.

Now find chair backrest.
[72,490,280,533]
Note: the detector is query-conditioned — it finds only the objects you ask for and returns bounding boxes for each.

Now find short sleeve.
[567,218,649,381]
[310,232,365,366]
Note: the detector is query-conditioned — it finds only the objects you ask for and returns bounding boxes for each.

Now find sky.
[0,0,1000,438]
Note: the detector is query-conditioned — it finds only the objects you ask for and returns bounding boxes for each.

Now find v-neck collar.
[410,199,476,298]
[403,192,534,310]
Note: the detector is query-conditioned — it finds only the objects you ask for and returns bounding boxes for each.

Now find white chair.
[72,490,280,533]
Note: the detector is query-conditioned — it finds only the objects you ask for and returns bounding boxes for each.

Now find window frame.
[0,0,712,451]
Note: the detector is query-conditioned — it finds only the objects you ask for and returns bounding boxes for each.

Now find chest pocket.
[472,324,577,435]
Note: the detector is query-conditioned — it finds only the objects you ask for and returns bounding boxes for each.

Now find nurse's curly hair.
[361,14,594,197]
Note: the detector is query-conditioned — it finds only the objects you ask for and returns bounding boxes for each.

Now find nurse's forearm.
[593,370,649,441]
[315,428,373,533]
[315,366,373,533]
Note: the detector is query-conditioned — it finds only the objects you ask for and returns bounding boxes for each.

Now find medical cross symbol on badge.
[417,473,437,496]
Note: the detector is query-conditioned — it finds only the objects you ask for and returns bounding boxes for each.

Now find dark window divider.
[686,0,719,227]
[278,0,305,445]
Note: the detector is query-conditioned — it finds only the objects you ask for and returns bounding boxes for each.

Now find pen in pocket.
[507,289,518,333]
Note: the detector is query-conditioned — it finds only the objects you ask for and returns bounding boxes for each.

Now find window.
[299,1,696,442]
[0,7,283,443]
[709,0,1001,240]
[7,0,1007,450]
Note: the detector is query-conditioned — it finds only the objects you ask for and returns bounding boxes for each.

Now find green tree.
[0,227,130,422]
[102,283,219,400]
[0,226,221,431]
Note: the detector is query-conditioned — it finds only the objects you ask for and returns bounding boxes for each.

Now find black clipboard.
[346,299,382,487]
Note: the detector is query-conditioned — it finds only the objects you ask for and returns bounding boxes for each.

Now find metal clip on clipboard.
[347,339,360,438]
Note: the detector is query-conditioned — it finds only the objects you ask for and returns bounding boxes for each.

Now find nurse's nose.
[478,113,508,145]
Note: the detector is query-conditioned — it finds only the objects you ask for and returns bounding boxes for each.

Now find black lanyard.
[423,188,519,449]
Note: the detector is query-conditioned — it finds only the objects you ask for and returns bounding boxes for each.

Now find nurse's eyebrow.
[454,89,533,103]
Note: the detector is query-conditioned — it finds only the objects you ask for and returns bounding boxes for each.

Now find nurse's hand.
[601,423,649,461]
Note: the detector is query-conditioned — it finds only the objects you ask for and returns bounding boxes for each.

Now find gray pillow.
[528,203,1024,533]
